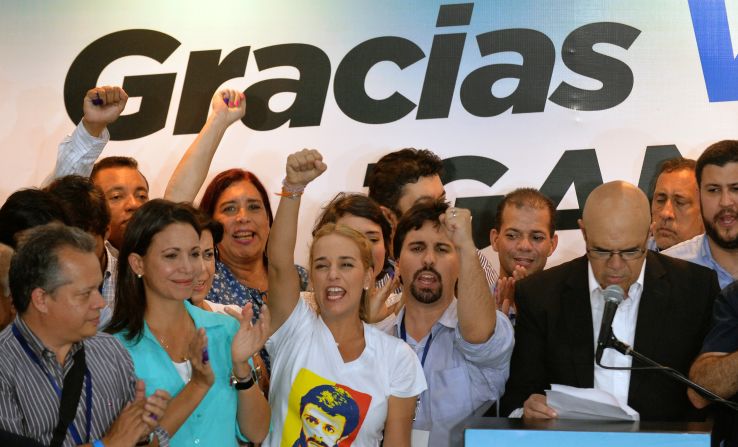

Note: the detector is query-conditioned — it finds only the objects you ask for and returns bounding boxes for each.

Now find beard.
[409,267,443,304]
[704,216,738,250]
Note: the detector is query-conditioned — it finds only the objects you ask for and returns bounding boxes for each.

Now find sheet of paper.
[545,384,640,421]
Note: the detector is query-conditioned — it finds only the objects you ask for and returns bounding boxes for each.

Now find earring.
[136,273,143,279]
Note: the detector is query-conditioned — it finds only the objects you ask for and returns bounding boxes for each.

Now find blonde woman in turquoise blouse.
[107,200,270,446]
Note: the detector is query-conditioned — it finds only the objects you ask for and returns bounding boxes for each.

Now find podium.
[456,402,712,447]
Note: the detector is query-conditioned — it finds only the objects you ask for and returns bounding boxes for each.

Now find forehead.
[336,214,382,233]
[216,180,262,204]
[312,233,361,259]
[199,229,214,246]
[655,169,698,193]
[93,166,147,191]
[700,162,738,185]
[150,222,200,249]
[402,221,451,246]
[55,247,102,288]
[499,204,552,232]
[400,175,444,201]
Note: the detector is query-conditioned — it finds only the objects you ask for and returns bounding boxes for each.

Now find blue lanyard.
[399,316,433,367]
[12,324,93,445]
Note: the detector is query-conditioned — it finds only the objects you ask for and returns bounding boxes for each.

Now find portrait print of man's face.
[284,369,371,447]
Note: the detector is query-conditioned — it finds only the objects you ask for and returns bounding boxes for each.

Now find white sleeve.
[46,120,110,183]
[389,339,427,398]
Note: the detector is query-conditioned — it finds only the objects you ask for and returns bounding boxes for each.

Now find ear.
[363,268,373,291]
[490,228,499,252]
[548,233,559,257]
[128,253,144,277]
[30,287,50,314]
[578,218,587,243]
[380,205,398,230]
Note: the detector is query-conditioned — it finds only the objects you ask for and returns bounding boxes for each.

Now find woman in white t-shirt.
[263,149,426,446]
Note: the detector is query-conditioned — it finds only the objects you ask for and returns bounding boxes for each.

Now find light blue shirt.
[662,233,735,289]
[114,301,249,447]
[389,299,514,447]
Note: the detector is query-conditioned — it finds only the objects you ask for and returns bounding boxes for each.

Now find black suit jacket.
[500,252,719,420]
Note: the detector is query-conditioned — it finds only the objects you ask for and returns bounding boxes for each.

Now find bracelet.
[281,178,306,194]
[274,188,303,199]
[92,440,105,447]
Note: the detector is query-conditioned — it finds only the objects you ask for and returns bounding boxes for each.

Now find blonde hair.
[309,223,374,320]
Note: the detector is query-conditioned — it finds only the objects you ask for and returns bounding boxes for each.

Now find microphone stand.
[599,333,738,412]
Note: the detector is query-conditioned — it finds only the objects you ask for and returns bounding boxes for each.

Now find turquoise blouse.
[114,301,251,447]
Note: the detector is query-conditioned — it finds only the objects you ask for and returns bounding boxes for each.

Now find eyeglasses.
[586,247,645,261]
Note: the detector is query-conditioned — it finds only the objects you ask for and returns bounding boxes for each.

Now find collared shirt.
[0,317,136,447]
[114,301,250,447]
[382,298,514,447]
[99,240,119,329]
[663,233,735,289]
[646,236,659,252]
[588,260,646,407]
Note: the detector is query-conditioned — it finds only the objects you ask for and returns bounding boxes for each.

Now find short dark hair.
[299,384,360,439]
[9,223,95,314]
[194,209,224,247]
[45,175,111,238]
[494,188,556,237]
[367,148,444,217]
[393,198,448,260]
[696,141,738,186]
[107,199,201,341]
[649,157,697,196]
[0,189,70,248]
[90,156,149,190]
[313,193,392,278]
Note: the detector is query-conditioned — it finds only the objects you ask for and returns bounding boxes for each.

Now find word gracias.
[64,3,641,140]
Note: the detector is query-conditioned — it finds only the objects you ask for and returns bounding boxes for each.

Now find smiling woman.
[107,200,271,446]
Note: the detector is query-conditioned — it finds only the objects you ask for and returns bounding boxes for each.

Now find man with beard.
[664,141,738,288]
[648,157,703,252]
[382,199,514,447]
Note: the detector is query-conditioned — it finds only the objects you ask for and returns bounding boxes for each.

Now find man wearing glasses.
[500,181,719,421]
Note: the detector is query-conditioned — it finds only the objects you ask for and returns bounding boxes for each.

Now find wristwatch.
[230,367,258,391]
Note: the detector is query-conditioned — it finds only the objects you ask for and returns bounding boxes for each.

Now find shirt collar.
[394,297,458,334]
[14,315,84,362]
[104,242,117,277]
[587,258,647,298]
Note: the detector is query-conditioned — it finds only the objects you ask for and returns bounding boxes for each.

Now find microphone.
[595,285,624,365]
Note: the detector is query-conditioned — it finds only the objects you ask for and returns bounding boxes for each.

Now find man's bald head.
[580,181,651,293]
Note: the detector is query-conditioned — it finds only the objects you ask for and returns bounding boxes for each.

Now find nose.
[659,198,675,220]
[236,207,250,223]
[328,263,340,280]
[517,236,534,251]
[720,189,734,208]
[422,249,436,267]
[124,194,142,212]
[91,289,105,310]
[606,252,626,269]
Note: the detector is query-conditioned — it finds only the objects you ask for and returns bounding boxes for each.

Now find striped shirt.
[0,317,136,447]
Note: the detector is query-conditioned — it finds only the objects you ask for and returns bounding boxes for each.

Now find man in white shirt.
[501,181,718,421]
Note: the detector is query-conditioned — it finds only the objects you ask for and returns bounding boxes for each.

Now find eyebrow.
[591,245,641,252]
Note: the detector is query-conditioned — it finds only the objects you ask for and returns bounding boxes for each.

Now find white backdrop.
[2,0,738,268]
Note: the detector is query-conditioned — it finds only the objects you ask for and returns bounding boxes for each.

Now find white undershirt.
[173,360,192,383]
[588,260,646,406]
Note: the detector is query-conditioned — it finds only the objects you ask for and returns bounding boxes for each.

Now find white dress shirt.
[588,260,646,406]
